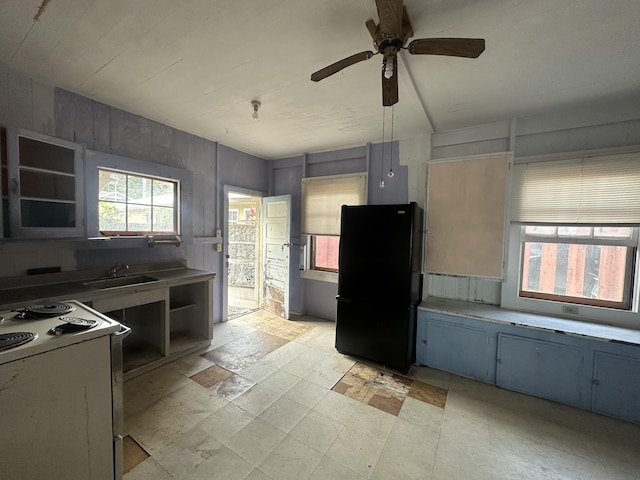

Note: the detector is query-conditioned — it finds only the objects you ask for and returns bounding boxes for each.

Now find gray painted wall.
[0,66,270,323]
[6,64,639,319]
[0,64,410,322]
[272,142,409,321]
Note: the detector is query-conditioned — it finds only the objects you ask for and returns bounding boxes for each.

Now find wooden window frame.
[98,168,179,236]
[518,225,637,310]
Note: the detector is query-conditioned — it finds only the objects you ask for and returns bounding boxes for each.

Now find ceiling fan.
[310,0,485,106]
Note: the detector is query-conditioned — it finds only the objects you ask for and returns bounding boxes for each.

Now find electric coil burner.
[13,302,75,320]
[49,317,100,335]
[0,332,37,351]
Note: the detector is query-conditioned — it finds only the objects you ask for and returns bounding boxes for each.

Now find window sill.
[300,269,338,284]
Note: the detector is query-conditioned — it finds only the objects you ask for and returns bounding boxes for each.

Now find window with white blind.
[511,153,640,224]
[503,152,640,324]
[301,173,367,278]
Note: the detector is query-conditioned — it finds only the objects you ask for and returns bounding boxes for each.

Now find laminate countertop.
[0,262,215,310]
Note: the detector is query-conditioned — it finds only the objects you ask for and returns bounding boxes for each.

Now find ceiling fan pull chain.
[388,105,395,178]
[380,106,386,188]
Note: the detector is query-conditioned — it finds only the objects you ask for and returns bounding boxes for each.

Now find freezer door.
[336,297,416,374]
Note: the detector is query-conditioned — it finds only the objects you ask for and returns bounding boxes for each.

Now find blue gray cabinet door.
[496,334,585,408]
[592,351,640,424]
[422,318,497,383]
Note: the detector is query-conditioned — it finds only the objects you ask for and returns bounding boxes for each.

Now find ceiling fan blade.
[407,38,485,58]
[401,6,414,43]
[381,55,398,106]
[310,51,375,82]
[376,0,403,37]
[365,19,378,42]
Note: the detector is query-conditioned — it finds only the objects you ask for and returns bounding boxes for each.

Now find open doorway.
[227,191,262,320]
[223,187,291,322]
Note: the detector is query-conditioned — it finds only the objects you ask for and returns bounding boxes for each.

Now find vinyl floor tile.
[334,363,448,415]
[190,364,233,389]
[123,435,149,474]
[209,373,256,400]
[355,382,405,416]
[408,380,448,409]
[202,330,289,372]
[124,310,640,480]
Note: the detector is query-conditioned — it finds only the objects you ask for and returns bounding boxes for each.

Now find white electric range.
[0,299,127,480]
[0,299,120,364]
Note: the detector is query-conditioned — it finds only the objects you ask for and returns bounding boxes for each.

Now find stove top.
[12,302,75,320]
[0,300,121,364]
[0,332,37,352]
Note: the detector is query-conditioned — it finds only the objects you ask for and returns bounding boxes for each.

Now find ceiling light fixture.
[251,100,261,120]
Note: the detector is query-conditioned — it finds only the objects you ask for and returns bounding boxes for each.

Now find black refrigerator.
[335,202,423,374]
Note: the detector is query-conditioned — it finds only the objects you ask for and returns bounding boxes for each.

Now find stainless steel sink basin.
[83,275,158,289]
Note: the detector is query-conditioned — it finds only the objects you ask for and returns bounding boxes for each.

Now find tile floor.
[123,310,640,480]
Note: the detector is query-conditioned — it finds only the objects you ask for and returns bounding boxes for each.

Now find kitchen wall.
[426,98,640,305]
[0,65,269,323]
[5,63,640,319]
[0,64,414,322]
[272,142,410,320]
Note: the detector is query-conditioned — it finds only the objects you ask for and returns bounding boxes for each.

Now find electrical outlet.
[562,305,579,315]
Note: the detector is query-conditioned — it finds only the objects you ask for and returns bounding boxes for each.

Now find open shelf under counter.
[122,336,164,375]
[169,302,197,313]
[169,330,210,356]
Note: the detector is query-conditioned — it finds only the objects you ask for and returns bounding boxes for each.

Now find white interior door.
[261,194,291,319]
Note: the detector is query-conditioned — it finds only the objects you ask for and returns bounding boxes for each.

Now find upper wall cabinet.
[5,128,85,238]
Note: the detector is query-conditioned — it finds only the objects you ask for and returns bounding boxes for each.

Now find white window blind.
[511,153,640,224]
[301,173,367,235]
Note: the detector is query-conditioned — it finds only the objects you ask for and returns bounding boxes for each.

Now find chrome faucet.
[109,263,129,277]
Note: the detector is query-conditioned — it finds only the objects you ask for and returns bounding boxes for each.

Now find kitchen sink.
[83,275,158,289]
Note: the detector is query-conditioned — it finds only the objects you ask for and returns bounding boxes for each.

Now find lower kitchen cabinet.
[496,334,586,408]
[169,281,213,355]
[421,316,496,383]
[417,306,640,424]
[92,278,213,379]
[592,351,640,424]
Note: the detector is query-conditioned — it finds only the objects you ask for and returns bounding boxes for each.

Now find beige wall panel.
[426,155,509,279]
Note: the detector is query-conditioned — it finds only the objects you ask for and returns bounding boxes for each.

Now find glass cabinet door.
[6,128,85,238]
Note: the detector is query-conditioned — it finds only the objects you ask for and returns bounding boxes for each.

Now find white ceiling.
[1,0,639,159]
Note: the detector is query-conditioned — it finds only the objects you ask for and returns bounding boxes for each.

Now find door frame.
[222,185,266,322]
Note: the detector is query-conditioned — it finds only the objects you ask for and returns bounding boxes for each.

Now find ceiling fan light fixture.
[251,100,261,120]
[383,56,394,79]
[308,0,486,106]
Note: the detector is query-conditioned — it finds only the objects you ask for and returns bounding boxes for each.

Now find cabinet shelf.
[169,330,209,355]
[122,336,163,374]
[169,302,196,313]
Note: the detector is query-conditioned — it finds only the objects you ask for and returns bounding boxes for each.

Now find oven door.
[111,324,131,480]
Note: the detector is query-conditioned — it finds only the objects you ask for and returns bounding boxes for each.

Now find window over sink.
[85,150,193,241]
[98,168,179,235]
